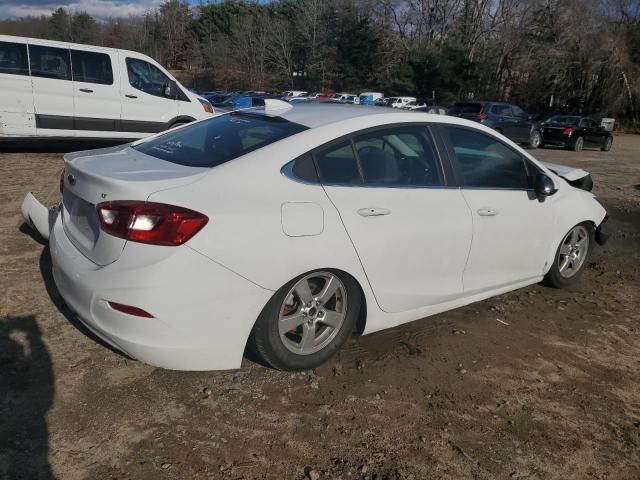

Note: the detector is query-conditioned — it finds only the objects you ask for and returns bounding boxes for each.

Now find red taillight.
[60,169,65,194]
[563,127,574,135]
[107,301,154,318]
[478,108,488,121]
[96,201,208,246]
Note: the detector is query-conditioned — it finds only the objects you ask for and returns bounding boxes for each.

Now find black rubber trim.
[595,215,609,245]
[35,114,167,133]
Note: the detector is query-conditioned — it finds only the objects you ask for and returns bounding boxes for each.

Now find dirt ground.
[1,134,639,480]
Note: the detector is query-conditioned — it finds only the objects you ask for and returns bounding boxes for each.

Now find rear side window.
[490,105,511,115]
[71,50,113,85]
[314,141,361,184]
[126,57,171,98]
[29,45,71,80]
[353,126,443,186]
[0,41,28,76]
[444,126,529,189]
[133,112,308,168]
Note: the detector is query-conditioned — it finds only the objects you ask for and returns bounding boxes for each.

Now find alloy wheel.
[558,225,589,278]
[278,272,348,355]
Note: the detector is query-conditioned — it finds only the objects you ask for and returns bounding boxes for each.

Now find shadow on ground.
[0,315,55,480]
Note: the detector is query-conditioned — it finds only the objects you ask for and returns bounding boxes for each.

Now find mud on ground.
[1,135,639,480]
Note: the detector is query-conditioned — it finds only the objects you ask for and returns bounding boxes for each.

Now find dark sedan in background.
[540,116,613,152]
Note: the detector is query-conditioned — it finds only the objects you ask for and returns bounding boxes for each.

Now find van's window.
[133,112,308,168]
[353,126,443,187]
[0,41,29,76]
[126,58,171,98]
[444,126,529,189]
[71,50,113,85]
[29,45,71,81]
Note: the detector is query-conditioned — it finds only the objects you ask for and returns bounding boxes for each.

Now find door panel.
[0,40,34,136]
[71,49,121,136]
[119,54,179,134]
[29,43,75,136]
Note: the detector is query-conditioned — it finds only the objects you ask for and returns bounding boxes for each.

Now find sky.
[0,0,205,20]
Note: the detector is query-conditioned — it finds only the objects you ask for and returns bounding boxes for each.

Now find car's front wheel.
[528,131,541,149]
[250,270,361,371]
[543,223,594,288]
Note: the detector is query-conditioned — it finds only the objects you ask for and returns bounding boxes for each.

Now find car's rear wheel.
[543,223,594,288]
[601,136,613,152]
[528,131,541,149]
[572,137,584,152]
[250,270,360,371]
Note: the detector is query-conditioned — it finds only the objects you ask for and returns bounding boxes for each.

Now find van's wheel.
[250,270,360,371]
[167,120,190,130]
[543,223,594,288]
[571,137,584,152]
[601,137,613,152]
[528,131,541,149]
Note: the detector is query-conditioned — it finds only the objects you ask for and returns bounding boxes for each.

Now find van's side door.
[28,43,75,136]
[71,48,121,136]
[119,55,180,135]
[0,39,35,136]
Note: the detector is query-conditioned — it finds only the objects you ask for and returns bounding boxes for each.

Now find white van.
[0,35,213,140]
[390,96,417,108]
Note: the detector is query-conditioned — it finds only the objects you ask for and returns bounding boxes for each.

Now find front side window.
[0,41,28,76]
[29,45,71,80]
[444,126,529,189]
[126,57,171,98]
[133,112,308,168]
[71,50,113,85]
[353,126,444,186]
[491,105,511,116]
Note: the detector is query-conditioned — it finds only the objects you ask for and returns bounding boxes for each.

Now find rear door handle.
[477,207,499,217]
[79,88,93,93]
[358,207,391,217]
[125,94,138,99]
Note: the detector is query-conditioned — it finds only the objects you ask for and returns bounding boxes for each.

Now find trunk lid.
[62,144,209,266]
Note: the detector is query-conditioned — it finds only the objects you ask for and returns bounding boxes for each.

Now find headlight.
[198,98,214,114]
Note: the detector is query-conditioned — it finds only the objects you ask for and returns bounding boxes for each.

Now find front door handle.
[79,88,93,93]
[358,207,391,217]
[125,94,138,99]
[477,207,499,217]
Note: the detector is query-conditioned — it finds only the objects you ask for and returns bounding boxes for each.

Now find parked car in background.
[23,102,607,372]
[390,97,416,108]
[345,94,360,104]
[401,100,428,110]
[0,34,213,140]
[375,97,390,106]
[358,92,384,105]
[330,93,350,103]
[281,91,307,100]
[450,101,543,148]
[541,116,613,152]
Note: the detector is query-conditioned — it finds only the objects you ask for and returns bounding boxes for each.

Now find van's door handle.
[358,207,391,217]
[477,207,499,216]
[79,88,93,93]
[125,94,138,99]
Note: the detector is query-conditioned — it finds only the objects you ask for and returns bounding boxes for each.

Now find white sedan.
[22,102,608,371]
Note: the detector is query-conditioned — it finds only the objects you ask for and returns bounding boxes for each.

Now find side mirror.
[534,173,557,200]
[164,80,177,99]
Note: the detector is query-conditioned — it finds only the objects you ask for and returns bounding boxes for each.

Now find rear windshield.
[546,116,581,126]
[451,102,483,114]
[133,112,308,168]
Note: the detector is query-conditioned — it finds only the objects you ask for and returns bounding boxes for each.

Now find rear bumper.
[49,214,273,370]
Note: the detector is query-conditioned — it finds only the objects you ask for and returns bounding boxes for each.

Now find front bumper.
[45,211,273,371]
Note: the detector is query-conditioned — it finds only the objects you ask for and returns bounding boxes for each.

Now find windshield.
[546,116,581,126]
[133,112,308,168]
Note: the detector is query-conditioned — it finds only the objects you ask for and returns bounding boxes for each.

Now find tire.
[601,136,613,152]
[167,120,190,131]
[572,137,584,152]
[249,270,361,371]
[543,223,594,288]
[527,131,541,149]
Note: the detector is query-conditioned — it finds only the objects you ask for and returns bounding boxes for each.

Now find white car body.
[401,101,428,110]
[0,34,212,140]
[391,97,416,108]
[22,103,607,371]
[281,91,308,99]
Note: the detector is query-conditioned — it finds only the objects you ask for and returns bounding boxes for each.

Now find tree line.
[1,0,639,126]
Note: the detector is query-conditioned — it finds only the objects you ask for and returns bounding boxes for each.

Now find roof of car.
[278,103,404,128]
